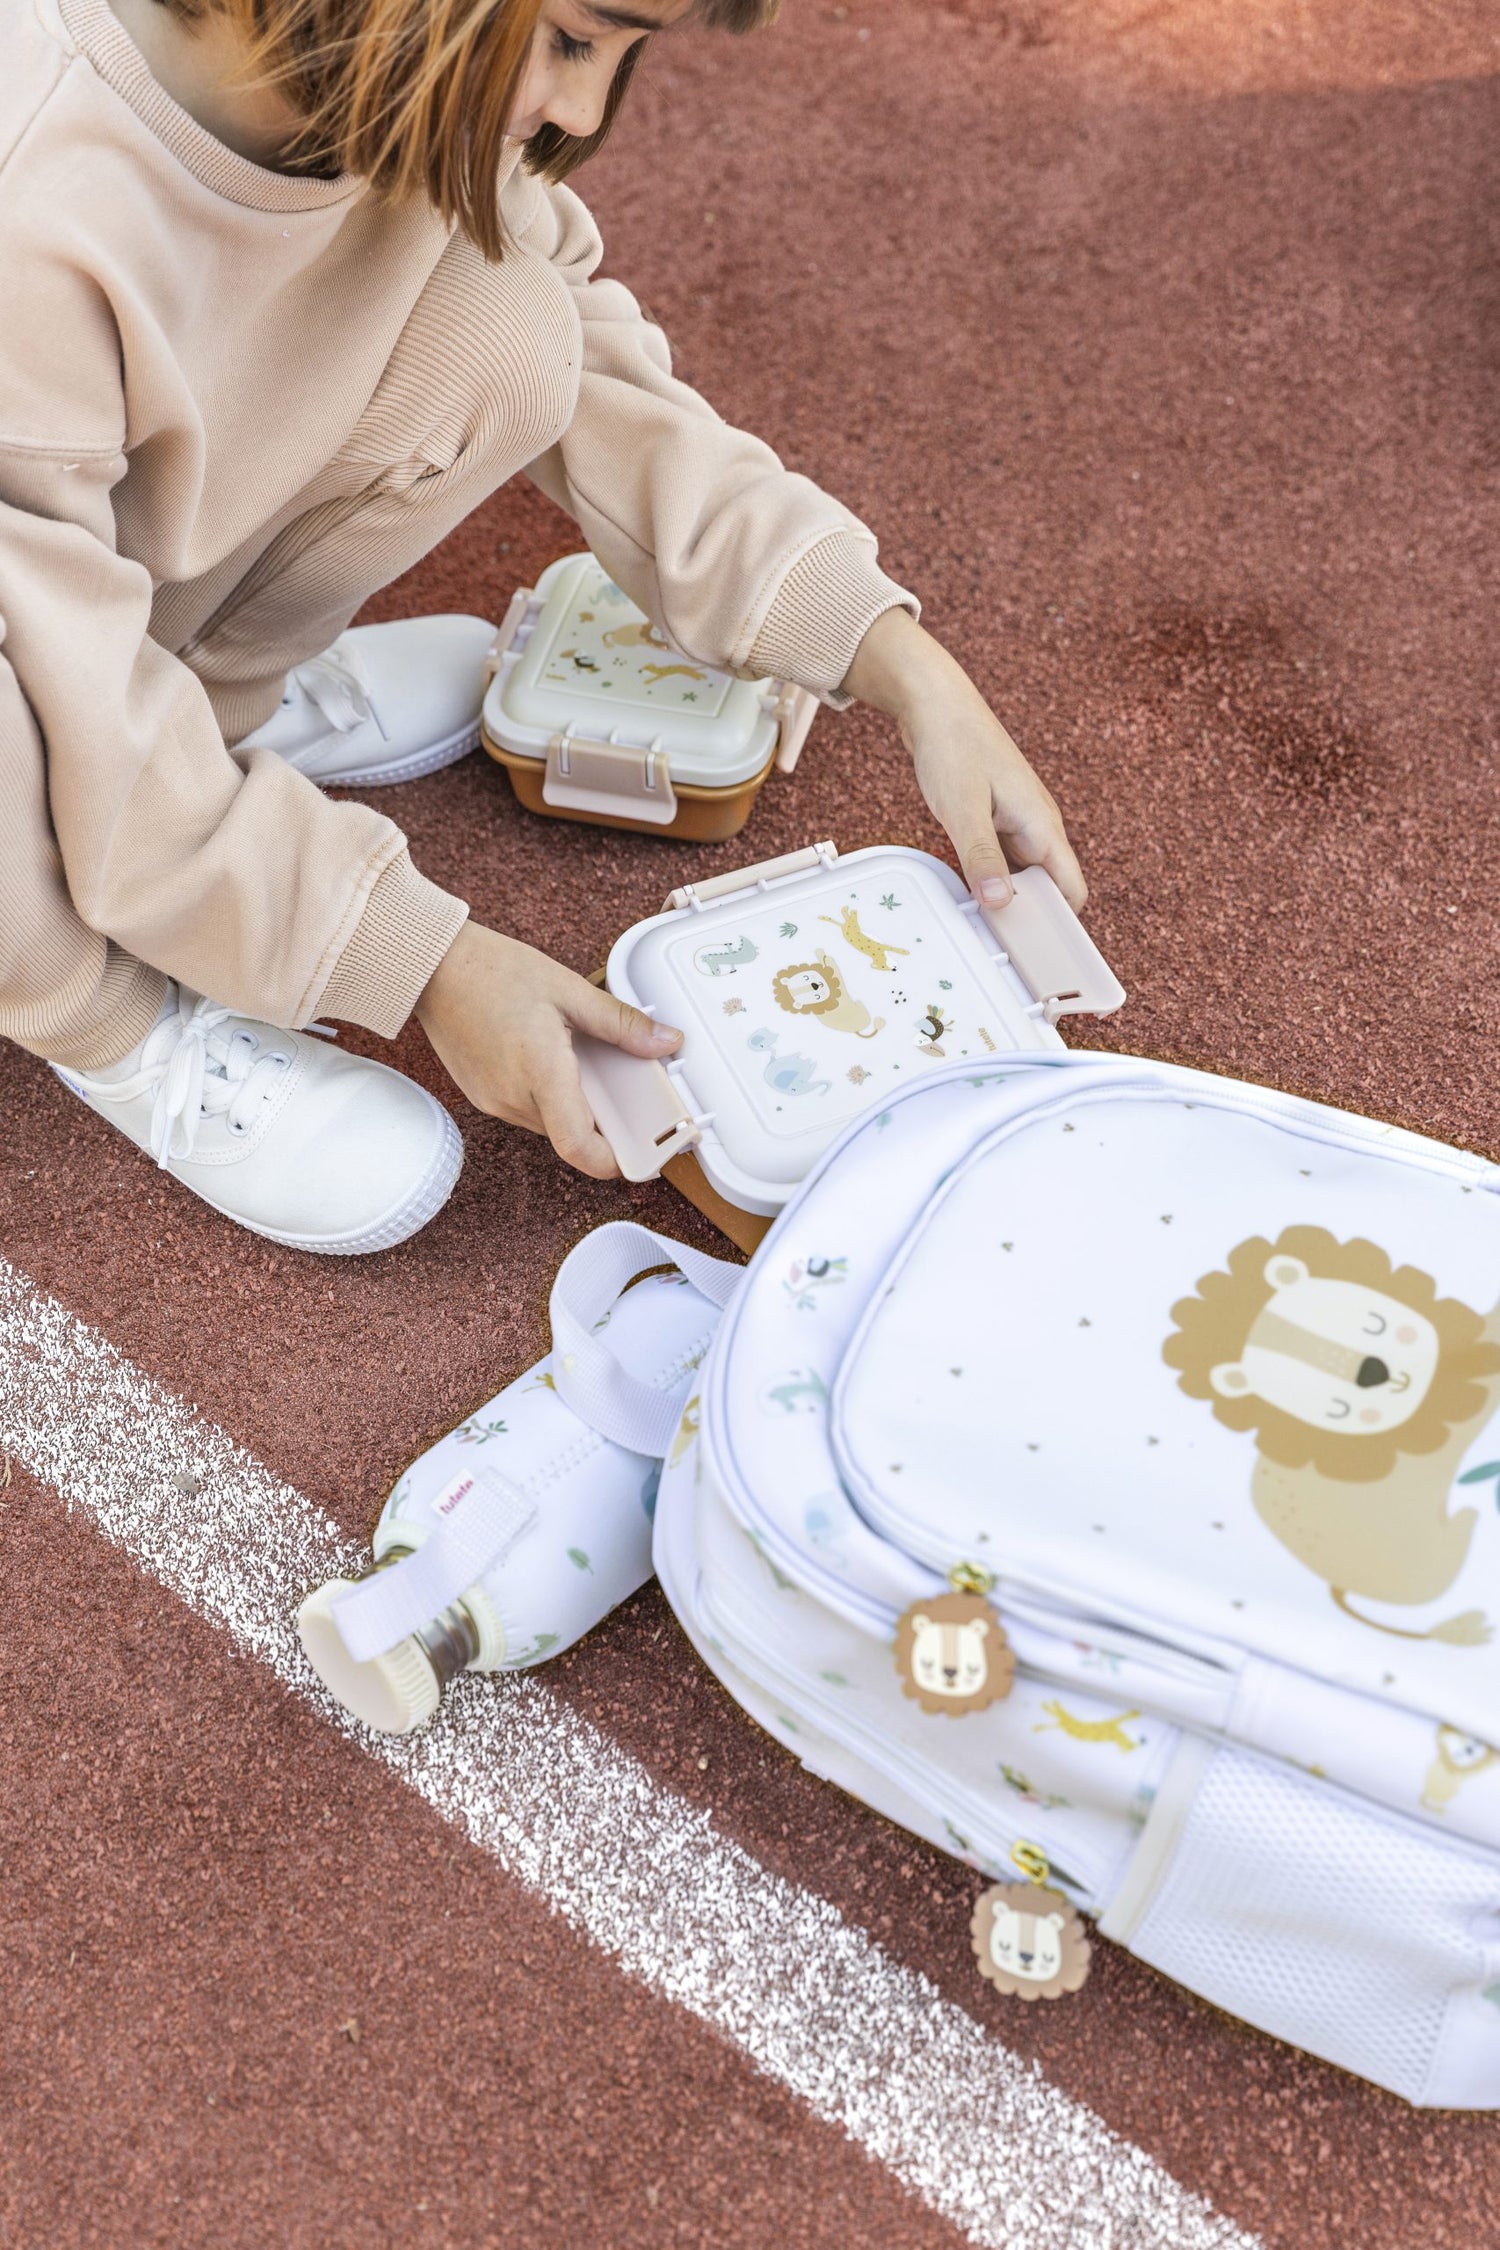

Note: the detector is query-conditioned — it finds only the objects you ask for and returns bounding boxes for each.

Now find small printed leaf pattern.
[457,1417,508,1444]
[766,1369,829,1413]
[1457,1462,1500,1505]
[747,1529,799,1592]
[999,1763,1072,1811]
[511,1631,560,1666]
[568,1547,593,1572]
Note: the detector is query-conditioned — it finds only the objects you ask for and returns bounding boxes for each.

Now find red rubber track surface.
[3,3,1499,2242]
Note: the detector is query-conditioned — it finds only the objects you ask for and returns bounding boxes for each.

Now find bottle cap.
[297,1579,442,1734]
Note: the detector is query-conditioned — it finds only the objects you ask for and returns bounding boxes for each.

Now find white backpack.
[653,1052,1500,2106]
[302,1049,1500,2106]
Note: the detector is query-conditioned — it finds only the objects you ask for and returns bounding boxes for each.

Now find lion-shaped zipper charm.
[893,1562,1016,1715]
[971,1847,1092,2003]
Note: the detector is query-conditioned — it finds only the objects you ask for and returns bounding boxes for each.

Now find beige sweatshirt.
[0,0,913,1069]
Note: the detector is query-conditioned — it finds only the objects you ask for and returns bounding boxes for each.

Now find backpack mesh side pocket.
[1105,1743,1500,2105]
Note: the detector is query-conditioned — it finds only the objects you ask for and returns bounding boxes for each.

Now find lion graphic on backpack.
[1163,1226,1500,1644]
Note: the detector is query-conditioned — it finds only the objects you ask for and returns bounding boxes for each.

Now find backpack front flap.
[831,1062,1500,1754]
[700,1057,1086,1632]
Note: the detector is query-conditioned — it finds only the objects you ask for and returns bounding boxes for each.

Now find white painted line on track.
[0,1256,1258,2250]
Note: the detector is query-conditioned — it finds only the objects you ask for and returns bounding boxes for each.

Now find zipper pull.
[893,1566,1013,1714]
[972,1855,1094,2001]
[948,1560,995,1598]
[1010,1839,1051,1885]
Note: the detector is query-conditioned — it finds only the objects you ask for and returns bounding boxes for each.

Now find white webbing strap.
[329,1224,743,1663]
[547,1221,743,1459]
[332,1466,537,1662]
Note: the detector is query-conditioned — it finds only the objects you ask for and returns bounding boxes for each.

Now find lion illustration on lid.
[1163,1226,1500,1644]
[772,952,884,1040]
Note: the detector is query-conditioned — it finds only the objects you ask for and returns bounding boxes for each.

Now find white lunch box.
[577,840,1126,1250]
[480,553,818,839]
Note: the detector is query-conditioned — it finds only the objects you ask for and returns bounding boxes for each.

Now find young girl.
[1,0,1084,1253]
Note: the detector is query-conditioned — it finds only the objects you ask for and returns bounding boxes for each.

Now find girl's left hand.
[841,607,1086,913]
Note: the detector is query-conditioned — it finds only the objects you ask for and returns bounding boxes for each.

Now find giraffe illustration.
[1034,1700,1143,1752]
[640,661,709,686]
[819,904,910,972]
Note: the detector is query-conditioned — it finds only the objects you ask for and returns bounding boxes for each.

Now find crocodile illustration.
[765,1369,831,1413]
[693,935,760,977]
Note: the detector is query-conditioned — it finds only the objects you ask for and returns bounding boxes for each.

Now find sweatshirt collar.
[59,0,366,213]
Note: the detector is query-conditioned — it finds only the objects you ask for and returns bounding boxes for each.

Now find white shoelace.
[288,640,387,739]
[68,989,299,1167]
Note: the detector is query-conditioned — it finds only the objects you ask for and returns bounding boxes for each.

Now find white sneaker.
[235,614,497,787]
[55,986,463,1255]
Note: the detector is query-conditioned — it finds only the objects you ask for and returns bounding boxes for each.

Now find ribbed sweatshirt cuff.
[747,532,919,710]
[25,955,170,1073]
[316,851,469,1037]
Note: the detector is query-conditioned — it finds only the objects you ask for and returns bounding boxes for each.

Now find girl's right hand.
[414,920,681,1178]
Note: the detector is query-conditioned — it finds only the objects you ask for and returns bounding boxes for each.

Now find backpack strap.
[548,1220,743,1458]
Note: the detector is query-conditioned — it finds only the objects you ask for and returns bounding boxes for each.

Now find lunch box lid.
[580,841,1126,1215]
[482,553,784,795]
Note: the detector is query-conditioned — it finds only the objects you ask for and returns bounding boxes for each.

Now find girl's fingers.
[959,831,1015,909]
[931,770,1016,908]
[1002,813,1088,913]
[947,788,1088,918]
[565,973,682,1059]
[532,1039,622,1179]
[1041,834,1088,913]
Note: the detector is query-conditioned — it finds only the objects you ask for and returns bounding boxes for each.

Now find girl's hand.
[841,607,1085,912]
[415,921,681,1178]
